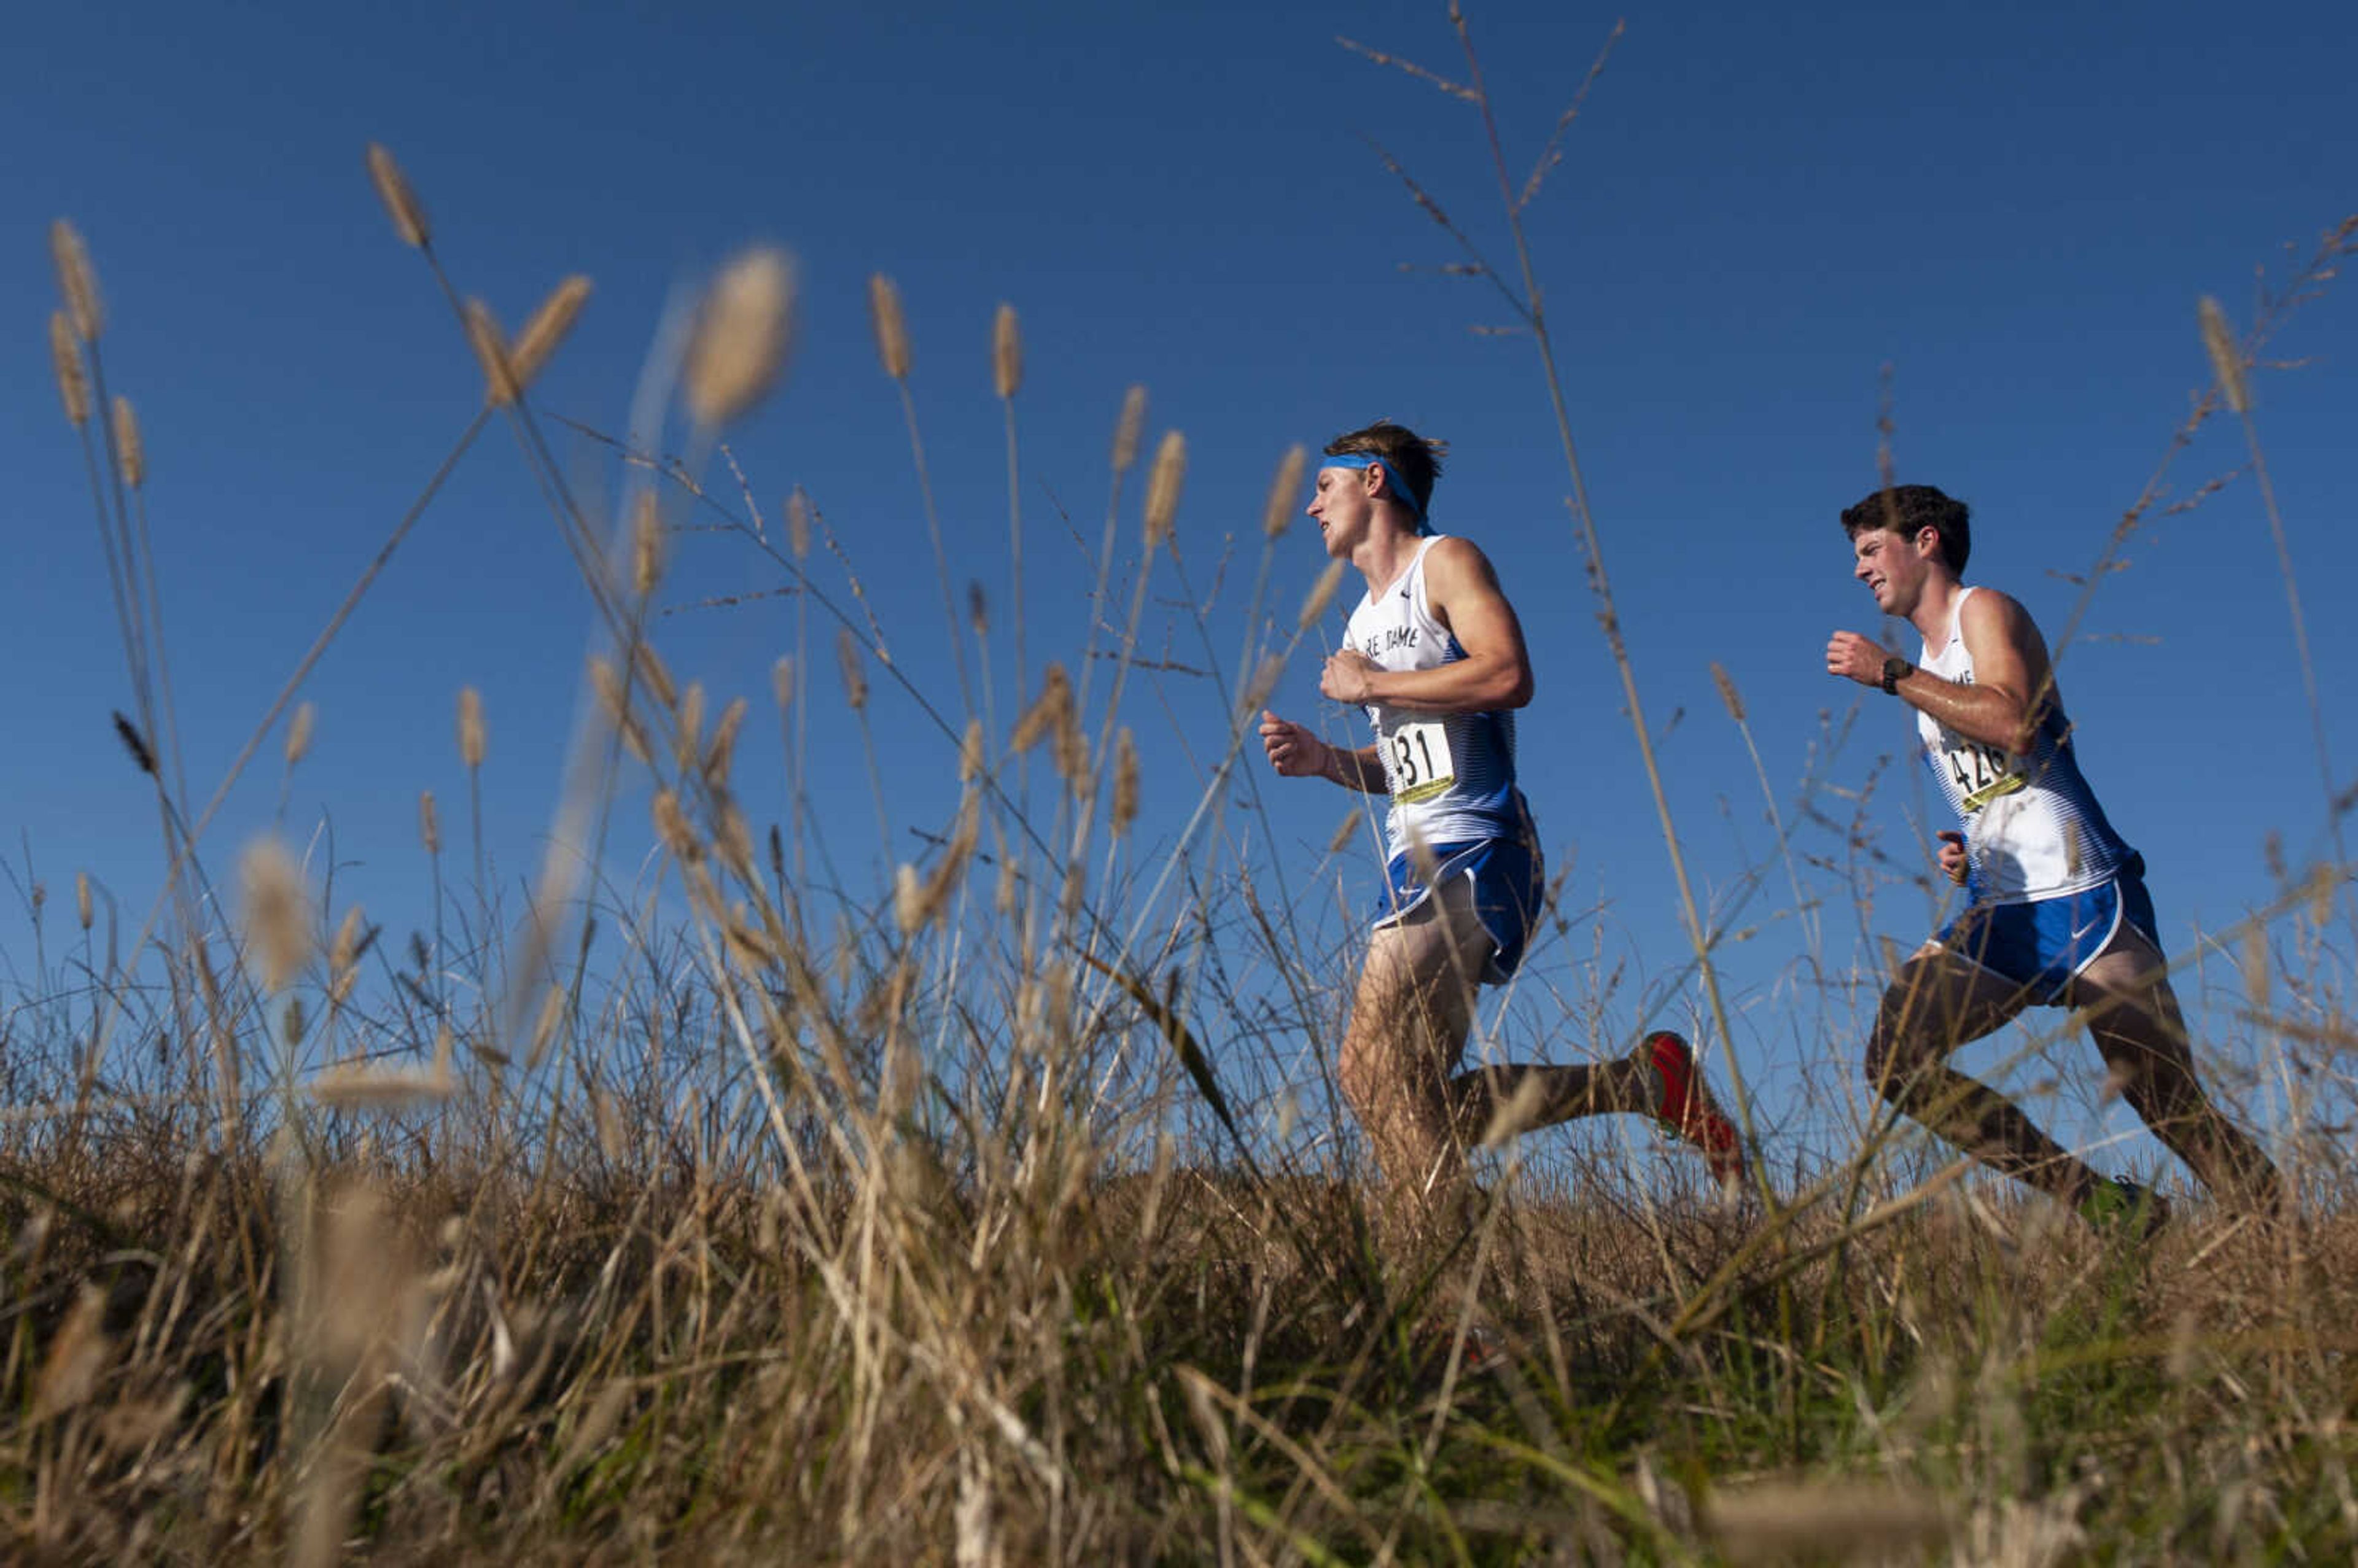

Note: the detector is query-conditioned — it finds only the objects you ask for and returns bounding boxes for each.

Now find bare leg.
[2069,926,2285,1218]
[1338,879,1490,1206]
[1446,1057,1655,1147]
[1866,947,2108,1208]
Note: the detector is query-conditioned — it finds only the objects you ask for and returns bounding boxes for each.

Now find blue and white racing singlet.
[1917,586,2132,902]
[1341,535,1527,861]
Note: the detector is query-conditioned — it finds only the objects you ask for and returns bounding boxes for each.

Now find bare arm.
[1826,591,2051,754]
[1259,712,1387,793]
[1318,537,1535,714]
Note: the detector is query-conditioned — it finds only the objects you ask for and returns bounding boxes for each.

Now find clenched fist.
[1259,710,1329,778]
[1826,629,1897,688]
[1320,648,1378,705]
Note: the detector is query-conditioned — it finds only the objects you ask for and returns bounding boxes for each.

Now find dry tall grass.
[10,37,2358,1567]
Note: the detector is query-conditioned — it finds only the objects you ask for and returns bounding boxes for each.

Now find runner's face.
[1307,464,1379,557]
[1852,526,1934,615]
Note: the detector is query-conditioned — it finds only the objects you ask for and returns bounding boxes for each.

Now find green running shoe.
[2078,1176,2170,1242]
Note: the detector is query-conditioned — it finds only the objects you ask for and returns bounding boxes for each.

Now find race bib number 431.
[1385,719,1457,805]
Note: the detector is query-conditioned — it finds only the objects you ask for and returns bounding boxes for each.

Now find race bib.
[1385,718,1457,805]
[1944,735,2023,813]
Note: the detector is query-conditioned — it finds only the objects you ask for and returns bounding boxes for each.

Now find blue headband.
[1321,453,1430,526]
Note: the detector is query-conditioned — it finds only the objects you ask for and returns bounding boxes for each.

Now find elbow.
[1495,667,1535,710]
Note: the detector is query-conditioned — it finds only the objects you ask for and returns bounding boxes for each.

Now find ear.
[1913,524,1942,562]
[1362,462,1390,504]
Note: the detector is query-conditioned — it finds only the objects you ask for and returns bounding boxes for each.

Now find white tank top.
[1916,586,2131,901]
[1340,536,1527,861]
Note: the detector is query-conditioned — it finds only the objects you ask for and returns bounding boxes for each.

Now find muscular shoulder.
[1958,586,2042,649]
[1420,535,1504,599]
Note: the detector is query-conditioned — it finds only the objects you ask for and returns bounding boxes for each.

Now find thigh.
[1353,888,1485,1065]
[1885,941,2035,1047]
[2066,920,2194,1063]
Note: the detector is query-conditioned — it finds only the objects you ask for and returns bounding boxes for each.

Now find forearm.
[1894,669,2030,753]
[1320,742,1388,794]
[1358,655,1529,715]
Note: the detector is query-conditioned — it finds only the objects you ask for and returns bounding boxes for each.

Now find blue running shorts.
[1934,856,2158,1005]
[1372,835,1545,985]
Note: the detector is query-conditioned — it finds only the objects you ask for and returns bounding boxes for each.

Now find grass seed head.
[1111,384,1147,473]
[1711,660,1748,723]
[529,984,567,1068]
[1298,557,1347,629]
[1263,444,1307,538]
[240,837,311,992]
[675,681,706,771]
[286,700,317,767]
[418,790,440,853]
[868,273,912,380]
[1143,430,1186,547]
[714,798,755,879]
[993,301,1022,398]
[1328,810,1361,855]
[1240,654,1283,716]
[1011,662,1072,755]
[629,491,665,596]
[510,274,591,391]
[1702,1480,1947,1566]
[50,312,89,427]
[836,627,869,711]
[893,863,925,934]
[785,486,812,560]
[960,718,986,782]
[49,220,103,342]
[464,298,521,406]
[1113,728,1140,837]
[652,790,700,863]
[705,696,749,785]
[112,711,156,775]
[457,686,487,769]
[329,904,367,1007]
[590,658,650,762]
[365,144,431,249]
[75,872,92,932]
[31,1284,109,1422]
[685,247,796,427]
[771,655,795,716]
[112,395,145,488]
[2198,295,2249,414]
[632,642,678,708]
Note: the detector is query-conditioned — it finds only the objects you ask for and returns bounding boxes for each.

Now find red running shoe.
[1639,1030,1744,1191]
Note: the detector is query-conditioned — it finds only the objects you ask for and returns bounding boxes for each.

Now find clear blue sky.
[6,1,2354,1182]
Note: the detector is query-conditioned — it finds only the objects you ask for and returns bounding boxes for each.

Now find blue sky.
[6,1,2354,1184]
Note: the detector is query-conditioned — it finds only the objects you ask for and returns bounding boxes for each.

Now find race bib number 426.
[1945,736,2024,813]
[1385,719,1457,805]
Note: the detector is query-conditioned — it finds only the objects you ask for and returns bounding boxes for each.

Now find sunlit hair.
[1840,483,1971,574]
[1323,421,1447,519]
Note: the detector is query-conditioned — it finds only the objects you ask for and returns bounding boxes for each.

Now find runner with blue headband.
[1317,451,1430,529]
[1259,421,1743,1219]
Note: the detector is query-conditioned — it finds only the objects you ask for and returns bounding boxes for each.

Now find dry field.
[13,28,2358,1561]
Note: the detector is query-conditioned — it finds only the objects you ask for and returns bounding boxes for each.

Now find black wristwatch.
[1880,656,1914,695]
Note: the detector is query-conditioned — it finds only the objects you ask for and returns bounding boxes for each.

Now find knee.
[1864,965,1940,1100]
[1338,1025,1390,1116]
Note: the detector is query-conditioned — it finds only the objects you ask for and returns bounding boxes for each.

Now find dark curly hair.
[1840,484,1970,575]
[1324,421,1447,518]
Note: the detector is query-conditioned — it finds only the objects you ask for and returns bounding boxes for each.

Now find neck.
[1910,572,1964,645]
[1352,512,1425,596]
